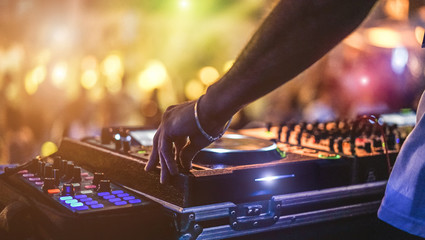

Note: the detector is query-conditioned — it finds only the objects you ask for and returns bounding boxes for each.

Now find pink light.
[360,77,369,86]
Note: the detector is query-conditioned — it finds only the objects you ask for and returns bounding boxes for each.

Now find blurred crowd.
[0,0,425,165]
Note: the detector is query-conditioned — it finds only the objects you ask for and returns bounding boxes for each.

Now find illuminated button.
[60,196,73,201]
[114,201,127,206]
[48,189,61,194]
[91,204,104,209]
[70,202,84,208]
[111,190,124,195]
[129,199,142,204]
[97,192,110,197]
[72,183,81,188]
[85,201,98,205]
[81,172,89,177]
[74,195,87,199]
[84,185,97,189]
[23,173,35,177]
[29,177,41,181]
[35,181,44,186]
[123,196,135,201]
[108,198,121,203]
[84,176,94,180]
[65,199,78,204]
[80,198,93,202]
[103,195,115,200]
[75,206,89,211]
[117,193,129,198]
[80,190,93,194]
[18,170,28,174]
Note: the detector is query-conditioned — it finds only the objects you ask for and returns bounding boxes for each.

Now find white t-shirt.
[378,91,425,238]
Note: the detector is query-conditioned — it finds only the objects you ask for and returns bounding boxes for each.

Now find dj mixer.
[0,116,412,239]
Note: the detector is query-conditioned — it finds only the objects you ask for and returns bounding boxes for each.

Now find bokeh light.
[138,60,168,92]
[41,141,58,157]
[199,66,219,85]
[366,27,402,48]
[185,79,204,100]
[81,69,98,90]
[223,60,235,73]
[51,62,68,88]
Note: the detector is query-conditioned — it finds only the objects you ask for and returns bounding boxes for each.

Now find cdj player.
[0,117,410,239]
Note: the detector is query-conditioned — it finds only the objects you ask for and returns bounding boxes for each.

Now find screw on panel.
[180,233,192,240]
[232,222,237,227]
[273,215,279,220]
[253,221,258,227]
[189,214,195,220]
[194,224,200,230]
[231,210,236,215]
[276,204,281,209]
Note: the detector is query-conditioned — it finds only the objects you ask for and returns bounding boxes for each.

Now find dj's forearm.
[201,0,376,127]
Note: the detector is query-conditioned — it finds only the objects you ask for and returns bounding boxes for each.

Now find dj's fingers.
[179,140,204,170]
[159,152,169,184]
[145,130,160,171]
[160,137,178,176]
[174,137,187,163]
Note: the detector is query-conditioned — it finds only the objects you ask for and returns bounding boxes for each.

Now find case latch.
[229,199,282,231]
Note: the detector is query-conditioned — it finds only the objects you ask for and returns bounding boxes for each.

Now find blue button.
[91,204,104,209]
[60,196,73,201]
[65,199,79,204]
[70,202,84,208]
[75,206,89,211]
[80,197,93,202]
[111,190,124,194]
[114,201,127,206]
[74,195,87,199]
[85,201,98,205]
[123,196,135,201]
[109,198,121,203]
[103,195,115,200]
[129,199,142,204]
[117,193,129,198]
[98,192,110,197]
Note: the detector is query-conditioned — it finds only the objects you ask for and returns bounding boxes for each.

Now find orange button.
[48,189,60,194]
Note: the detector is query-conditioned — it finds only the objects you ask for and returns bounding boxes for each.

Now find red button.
[48,189,60,194]
[85,185,97,189]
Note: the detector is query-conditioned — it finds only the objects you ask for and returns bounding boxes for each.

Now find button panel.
[16,156,147,214]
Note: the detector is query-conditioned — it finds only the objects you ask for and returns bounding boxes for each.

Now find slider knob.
[71,167,82,183]
[42,178,57,193]
[97,179,111,192]
[44,164,53,178]
[93,172,105,186]
[62,183,75,196]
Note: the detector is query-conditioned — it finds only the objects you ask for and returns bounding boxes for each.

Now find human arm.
[145,0,377,183]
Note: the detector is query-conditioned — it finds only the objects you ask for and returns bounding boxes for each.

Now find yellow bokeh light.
[81,69,98,90]
[36,49,51,65]
[33,65,46,84]
[179,0,190,10]
[105,75,122,94]
[102,54,123,78]
[25,73,38,95]
[138,60,168,91]
[51,62,68,87]
[41,141,58,157]
[185,79,205,100]
[223,60,235,73]
[365,27,402,48]
[415,26,425,46]
[199,66,219,85]
[384,0,409,21]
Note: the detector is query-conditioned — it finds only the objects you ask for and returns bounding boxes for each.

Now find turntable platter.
[193,134,285,167]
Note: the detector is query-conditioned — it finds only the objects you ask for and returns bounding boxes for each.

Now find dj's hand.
[144,100,220,184]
